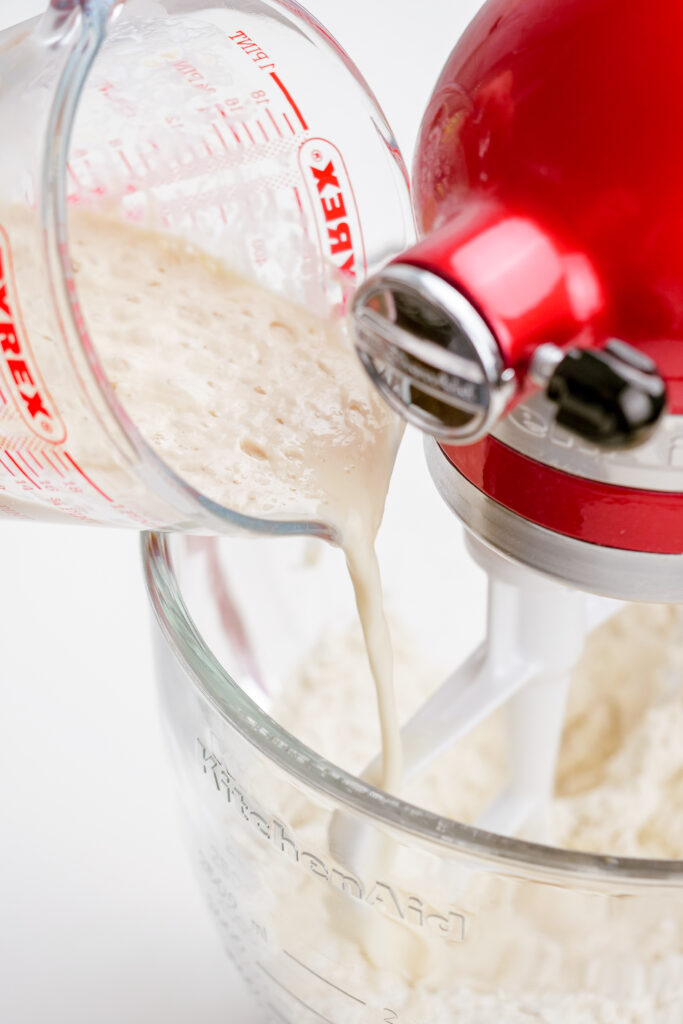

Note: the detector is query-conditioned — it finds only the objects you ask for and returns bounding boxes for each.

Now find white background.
[0,1,484,1022]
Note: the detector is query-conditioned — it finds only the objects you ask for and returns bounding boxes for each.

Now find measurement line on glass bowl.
[284,950,367,1006]
[256,962,336,1024]
[268,1003,293,1024]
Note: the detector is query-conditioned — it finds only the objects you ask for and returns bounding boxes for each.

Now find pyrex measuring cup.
[145,528,683,1024]
[0,0,412,531]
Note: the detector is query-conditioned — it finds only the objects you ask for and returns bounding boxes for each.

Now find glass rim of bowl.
[143,530,683,889]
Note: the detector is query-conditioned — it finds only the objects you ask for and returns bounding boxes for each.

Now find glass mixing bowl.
[143,440,683,1023]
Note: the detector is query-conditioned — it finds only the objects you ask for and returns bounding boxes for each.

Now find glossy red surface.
[408,0,683,409]
[443,439,683,554]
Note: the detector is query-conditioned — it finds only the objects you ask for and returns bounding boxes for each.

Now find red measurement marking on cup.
[67,163,82,190]
[63,452,113,503]
[0,227,66,445]
[293,186,305,220]
[50,450,68,472]
[216,111,242,145]
[266,107,283,138]
[5,452,40,489]
[257,120,269,142]
[15,451,38,477]
[212,125,229,152]
[227,29,277,72]
[118,149,135,177]
[270,73,308,131]
[137,148,152,173]
[227,30,309,133]
[169,59,217,94]
[41,450,63,477]
[282,113,296,136]
[0,454,15,476]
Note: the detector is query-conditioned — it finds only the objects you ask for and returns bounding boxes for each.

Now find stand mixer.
[355,0,680,597]
[345,0,683,838]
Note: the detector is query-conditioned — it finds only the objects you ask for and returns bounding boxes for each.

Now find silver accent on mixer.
[494,397,683,492]
[528,344,565,387]
[351,264,516,444]
[426,436,683,603]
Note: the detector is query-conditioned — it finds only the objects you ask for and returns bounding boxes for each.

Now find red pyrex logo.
[299,138,366,281]
[0,227,66,444]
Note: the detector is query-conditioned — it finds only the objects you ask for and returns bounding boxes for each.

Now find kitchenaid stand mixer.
[343,0,683,837]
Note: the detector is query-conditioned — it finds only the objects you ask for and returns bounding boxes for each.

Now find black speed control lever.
[531,340,667,449]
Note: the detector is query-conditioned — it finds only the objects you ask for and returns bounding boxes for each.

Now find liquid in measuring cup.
[0,0,413,529]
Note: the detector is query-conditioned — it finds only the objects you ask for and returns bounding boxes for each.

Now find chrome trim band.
[494,394,683,493]
[426,437,683,602]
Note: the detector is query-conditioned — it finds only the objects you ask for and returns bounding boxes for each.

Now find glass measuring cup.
[0,0,413,531]
[145,522,683,1023]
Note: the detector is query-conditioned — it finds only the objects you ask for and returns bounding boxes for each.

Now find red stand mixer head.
[353,0,683,600]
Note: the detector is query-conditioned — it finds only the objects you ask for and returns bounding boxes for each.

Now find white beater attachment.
[363,536,620,840]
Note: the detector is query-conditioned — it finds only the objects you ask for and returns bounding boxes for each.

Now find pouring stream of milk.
[20,210,403,792]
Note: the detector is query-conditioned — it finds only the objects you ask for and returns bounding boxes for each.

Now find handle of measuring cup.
[39,0,123,45]
[48,0,123,11]
[39,0,126,444]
